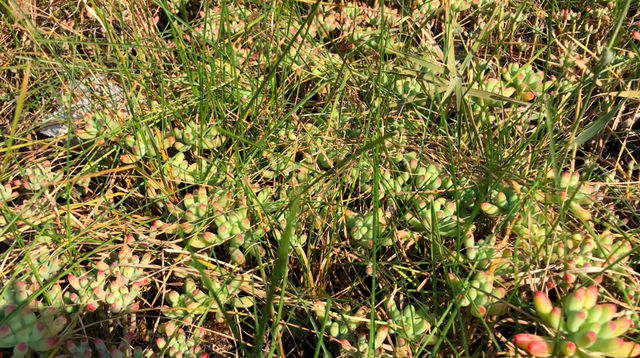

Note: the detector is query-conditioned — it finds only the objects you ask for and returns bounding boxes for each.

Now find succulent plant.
[481,185,520,217]
[159,187,213,229]
[591,231,634,270]
[155,321,209,358]
[0,305,67,358]
[339,328,390,358]
[64,272,139,314]
[412,0,441,19]
[553,9,581,22]
[348,157,378,195]
[385,296,438,346]
[598,203,629,228]
[121,126,176,164]
[412,164,447,191]
[450,0,480,12]
[363,5,401,27]
[448,271,508,318]
[161,152,202,183]
[258,148,299,180]
[205,192,265,263]
[310,10,340,39]
[97,245,151,284]
[1,277,66,317]
[345,208,392,249]
[312,300,367,341]
[501,63,552,101]
[556,229,640,296]
[0,182,17,226]
[172,122,224,152]
[614,280,640,303]
[555,233,601,272]
[152,187,265,264]
[378,169,411,199]
[160,278,209,319]
[21,243,64,284]
[476,171,634,291]
[66,337,93,358]
[66,333,143,358]
[470,78,516,107]
[390,76,431,106]
[540,170,604,222]
[0,182,18,204]
[306,141,341,171]
[97,336,144,358]
[462,232,503,271]
[161,275,252,323]
[514,286,640,357]
[351,28,403,56]
[63,246,148,314]
[273,213,308,248]
[20,161,62,192]
[456,0,499,12]
[405,196,469,238]
[75,109,126,144]
[339,4,367,27]
[389,151,453,193]
[252,185,281,214]
[1,281,41,311]
[315,311,351,341]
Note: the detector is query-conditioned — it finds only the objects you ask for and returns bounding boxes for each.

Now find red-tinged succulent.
[172,122,223,152]
[160,275,251,323]
[66,333,142,358]
[20,161,62,192]
[480,185,519,217]
[0,305,67,358]
[120,127,175,164]
[0,182,18,204]
[501,63,553,101]
[63,245,148,314]
[155,324,209,358]
[514,286,640,357]
[470,78,516,107]
[75,109,126,144]
[412,0,441,19]
[345,208,392,249]
[449,271,508,318]
[385,296,439,345]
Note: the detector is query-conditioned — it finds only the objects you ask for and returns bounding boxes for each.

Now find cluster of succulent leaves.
[149,186,266,264]
[515,286,640,357]
[312,296,439,358]
[0,277,68,358]
[75,109,126,144]
[67,327,209,358]
[345,208,392,250]
[0,304,67,358]
[63,245,150,314]
[160,274,253,324]
[66,333,144,358]
[473,170,640,297]
[384,296,439,347]
[154,322,210,358]
[312,301,391,357]
[448,271,508,318]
